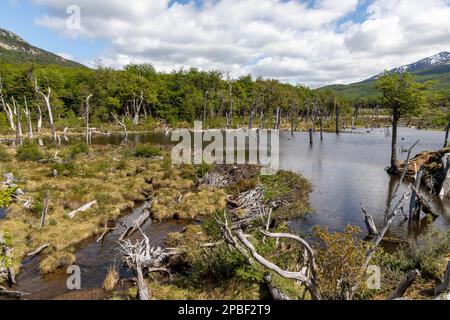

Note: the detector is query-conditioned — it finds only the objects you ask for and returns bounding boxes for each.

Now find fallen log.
[388,269,420,300]
[119,203,152,241]
[0,286,29,299]
[67,200,97,219]
[435,262,450,297]
[26,243,50,259]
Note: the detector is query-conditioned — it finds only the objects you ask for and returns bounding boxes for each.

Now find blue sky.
[0,0,107,62]
[0,0,449,86]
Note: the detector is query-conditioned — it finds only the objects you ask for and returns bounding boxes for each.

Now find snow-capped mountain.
[367,51,450,81]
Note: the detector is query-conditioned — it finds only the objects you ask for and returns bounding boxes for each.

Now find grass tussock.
[103,265,119,292]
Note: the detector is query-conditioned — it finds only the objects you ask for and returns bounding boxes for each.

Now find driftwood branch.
[0,286,29,299]
[67,200,97,219]
[119,202,152,241]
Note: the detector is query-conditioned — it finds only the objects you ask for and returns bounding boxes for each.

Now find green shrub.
[191,243,249,284]
[134,144,162,158]
[0,187,16,207]
[16,141,44,161]
[51,162,77,177]
[68,143,89,157]
[388,229,450,279]
[196,162,212,178]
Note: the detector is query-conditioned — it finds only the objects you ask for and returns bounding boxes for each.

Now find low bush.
[134,144,162,158]
[16,141,44,161]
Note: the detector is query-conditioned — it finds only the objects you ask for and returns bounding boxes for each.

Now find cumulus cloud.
[31,0,450,87]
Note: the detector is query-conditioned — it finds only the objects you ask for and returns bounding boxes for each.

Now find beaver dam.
[1,127,450,300]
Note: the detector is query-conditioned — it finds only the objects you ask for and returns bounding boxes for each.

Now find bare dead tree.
[13,97,22,146]
[23,96,33,139]
[36,104,42,134]
[444,123,450,149]
[132,91,144,125]
[85,94,94,145]
[31,72,57,140]
[0,76,16,131]
[248,98,257,130]
[40,190,50,229]
[112,112,128,142]
[203,90,209,124]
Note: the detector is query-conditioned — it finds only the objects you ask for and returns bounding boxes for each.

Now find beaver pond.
[4,127,450,299]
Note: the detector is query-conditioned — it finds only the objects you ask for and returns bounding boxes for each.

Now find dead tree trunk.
[112,113,128,142]
[85,94,93,146]
[275,107,281,130]
[319,114,324,141]
[23,96,33,139]
[36,105,42,134]
[309,129,313,145]
[32,73,56,141]
[13,97,22,146]
[203,90,209,124]
[0,77,16,131]
[388,269,421,300]
[444,123,450,149]
[409,166,425,220]
[40,190,50,229]
[248,98,257,130]
[335,102,340,134]
[133,91,144,125]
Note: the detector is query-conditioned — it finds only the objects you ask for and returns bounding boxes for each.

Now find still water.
[91,127,449,239]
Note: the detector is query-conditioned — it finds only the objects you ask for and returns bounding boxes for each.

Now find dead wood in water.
[435,262,450,297]
[26,243,50,259]
[118,202,152,241]
[0,286,29,299]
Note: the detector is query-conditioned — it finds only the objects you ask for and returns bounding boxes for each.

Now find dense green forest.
[0,61,448,134]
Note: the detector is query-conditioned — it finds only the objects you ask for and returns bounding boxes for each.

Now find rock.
[14,188,25,197]
[3,173,15,186]
[0,233,4,245]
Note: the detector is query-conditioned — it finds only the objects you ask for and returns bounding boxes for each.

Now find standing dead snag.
[31,72,57,141]
[132,91,144,125]
[36,104,42,134]
[23,96,33,139]
[444,123,449,149]
[85,94,94,146]
[40,190,50,229]
[0,77,16,132]
[112,113,128,142]
[13,97,22,146]
[409,165,425,220]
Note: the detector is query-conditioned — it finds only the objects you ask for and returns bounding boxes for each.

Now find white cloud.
[31,0,450,87]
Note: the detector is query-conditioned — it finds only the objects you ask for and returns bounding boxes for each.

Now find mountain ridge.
[0,28,84,67]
